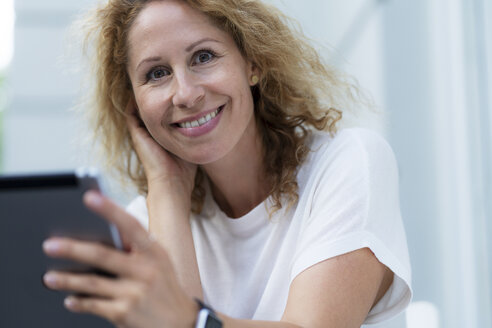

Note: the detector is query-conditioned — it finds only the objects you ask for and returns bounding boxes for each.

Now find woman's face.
[127,0,258,165]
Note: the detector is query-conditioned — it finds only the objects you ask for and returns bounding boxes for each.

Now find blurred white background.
[0,0,491,327]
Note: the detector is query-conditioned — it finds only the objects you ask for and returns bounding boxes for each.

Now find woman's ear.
[248,62,261,86]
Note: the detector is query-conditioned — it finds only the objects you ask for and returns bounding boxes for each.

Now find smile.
[176,106,224,128]
[173,104,225,138]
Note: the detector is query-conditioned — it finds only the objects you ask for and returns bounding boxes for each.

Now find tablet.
[0,169,122,327]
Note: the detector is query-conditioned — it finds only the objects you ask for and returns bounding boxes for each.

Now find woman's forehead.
[131,0,214,34]
[128,0,228,50]
[126,1,234,67]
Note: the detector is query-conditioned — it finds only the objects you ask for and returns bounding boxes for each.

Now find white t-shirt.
[127,127,412,325]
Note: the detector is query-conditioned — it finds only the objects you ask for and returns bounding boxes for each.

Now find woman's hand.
[43,191,198,328]
[125,99,197,197]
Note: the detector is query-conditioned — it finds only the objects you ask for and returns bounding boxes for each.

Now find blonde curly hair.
[79,0,362,214]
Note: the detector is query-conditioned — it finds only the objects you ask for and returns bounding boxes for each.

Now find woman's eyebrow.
[136,56,161,71]
[185,37,221,52]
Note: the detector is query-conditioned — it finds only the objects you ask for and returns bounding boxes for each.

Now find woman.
[43,0,412,327]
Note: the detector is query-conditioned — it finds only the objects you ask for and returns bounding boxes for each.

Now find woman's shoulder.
[296,127,401,207]
[309,127,393,154]
[305,127,397,174]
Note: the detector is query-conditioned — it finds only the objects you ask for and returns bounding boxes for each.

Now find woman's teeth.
[178,107,221,128]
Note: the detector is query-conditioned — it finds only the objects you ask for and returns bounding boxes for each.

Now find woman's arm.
[43,192,393,328]
[126,102,202,299]
[280,248,393,328]
[215,248,392,328]
[146,182,203,300]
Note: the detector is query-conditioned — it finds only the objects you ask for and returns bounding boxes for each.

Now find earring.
[251,75,259,85]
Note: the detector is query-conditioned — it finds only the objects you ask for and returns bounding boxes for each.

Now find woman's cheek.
[135,95,160,124]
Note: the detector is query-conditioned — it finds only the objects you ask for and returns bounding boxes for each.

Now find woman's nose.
[171,70,205,109]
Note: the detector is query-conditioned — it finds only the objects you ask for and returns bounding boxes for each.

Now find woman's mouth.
[174,106,224,128]
[173,105,225,138]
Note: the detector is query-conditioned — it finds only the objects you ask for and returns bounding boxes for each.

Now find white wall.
[4,0,96,174]
[383,0,491,326]
[266,0,387,132]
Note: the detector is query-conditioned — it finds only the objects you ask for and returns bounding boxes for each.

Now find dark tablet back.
[0,171,119,328]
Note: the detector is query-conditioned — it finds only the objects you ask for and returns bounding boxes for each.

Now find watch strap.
[194,298,223,328]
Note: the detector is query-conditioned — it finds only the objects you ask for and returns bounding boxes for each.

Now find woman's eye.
[193,50,216,65]
[147,67,169,81]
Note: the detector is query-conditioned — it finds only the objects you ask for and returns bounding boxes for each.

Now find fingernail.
[43,240,60,254]
[85,191,103,207]
[64,296,78,310]
[43,272,58,287]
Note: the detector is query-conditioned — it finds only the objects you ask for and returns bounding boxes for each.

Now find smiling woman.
[42,1,412,327]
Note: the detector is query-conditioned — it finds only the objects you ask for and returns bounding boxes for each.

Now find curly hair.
[78,0,362,214]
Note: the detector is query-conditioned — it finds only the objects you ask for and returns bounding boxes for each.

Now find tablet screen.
[0,171,117,327]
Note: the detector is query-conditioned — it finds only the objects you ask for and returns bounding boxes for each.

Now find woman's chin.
[179,149,226,167]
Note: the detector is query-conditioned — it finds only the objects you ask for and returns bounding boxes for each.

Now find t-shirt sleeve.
[290,128,412,324]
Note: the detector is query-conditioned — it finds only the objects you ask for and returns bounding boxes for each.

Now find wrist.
[147,183,192,213]
[147,172,195,196]
[148,175,191,194]
[185,297,201,328]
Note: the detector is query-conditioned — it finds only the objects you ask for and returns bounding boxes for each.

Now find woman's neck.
[202,124,270,218]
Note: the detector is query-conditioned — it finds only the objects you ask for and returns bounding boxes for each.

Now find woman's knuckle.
[140,266,158,285]
[85,275,100,290]
[110,307,124,323]
[79,298,93,312]
[56,275,67,289]
[126,286,142,305]
[60,240,73,254]
[92,246,109,263]
[113,303,130,324]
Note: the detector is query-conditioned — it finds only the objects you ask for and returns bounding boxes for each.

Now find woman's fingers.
[126,106,147,141]
[43,271,132,299]
[124,99,154,153]
[83,191,158,255]
[44,191,171,277]
[43,237,142,277]
[125,105,175,176]
[63,296,131,325]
